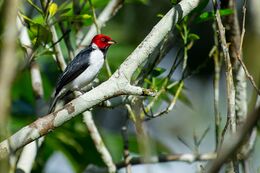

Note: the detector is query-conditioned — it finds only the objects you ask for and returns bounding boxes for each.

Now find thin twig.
[116,152,217,169]
[48,20,67,71]
[121,126,131,173]
[214,3,236,133]
[142,47,183,117]
[105,58,112,77]
[135,33,177,86]
[87,0,116,77]
[236,0,260,95]
[83,111,116,173]
[58,24,74,60]
[220,1,248,172]
[78,0,124,47]
[177,136,193,151]
[238,0,247,57]
[213,4,238,172]
[236,57,260,95]
[16,15,46,173]
[196,126,210,148]
[205,106,260,173]
[143,32,187,120]
[130,98,154,173]
[145,81,184,120]
[210,1,222,151]
[125,104,136,122]
[89,0,101,34]
[211,45,221,150]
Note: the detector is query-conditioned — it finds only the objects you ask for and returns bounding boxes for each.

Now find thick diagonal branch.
[0,0,201,158]
[205,106,260,173]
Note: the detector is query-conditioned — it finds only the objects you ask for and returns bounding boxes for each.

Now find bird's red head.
[91,34,116,49]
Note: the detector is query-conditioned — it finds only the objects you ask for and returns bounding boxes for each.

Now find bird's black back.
[55,46,92,96]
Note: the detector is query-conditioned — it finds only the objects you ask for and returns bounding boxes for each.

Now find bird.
[48,34,116,112]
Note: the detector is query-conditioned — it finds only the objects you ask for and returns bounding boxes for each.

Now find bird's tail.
[48,90,66,113]
[48,89,70,113]
[48,93,60,113]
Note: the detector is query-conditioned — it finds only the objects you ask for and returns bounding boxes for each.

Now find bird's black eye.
[101,38,105,42]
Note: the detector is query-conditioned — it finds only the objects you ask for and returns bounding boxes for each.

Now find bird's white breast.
[70,49,104,90]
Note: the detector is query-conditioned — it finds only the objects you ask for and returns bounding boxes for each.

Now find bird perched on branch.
[49,34,116,112]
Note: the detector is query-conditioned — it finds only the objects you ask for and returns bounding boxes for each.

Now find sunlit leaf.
[157,13,164,18]
[82,14,92,19]
[48,2,58,17]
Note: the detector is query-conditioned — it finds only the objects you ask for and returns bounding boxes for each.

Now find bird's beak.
[107,40,116,45]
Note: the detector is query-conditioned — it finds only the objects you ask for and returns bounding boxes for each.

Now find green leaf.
[157,13,164,18]
[19,13,40,25]
[175,24,182,32]
[167,81,179,94]
[179,93,192,107]
[171,0,180,5]
[151,77,166,90]
[151,67,166,77]
[160,93,172,104]
[219,8,233,16]
[31,14,45,24]
[74,14,92,20]
[125,0,149,4]
[167,83,192,107]
[188,33,200,41]
[197,11,213,22]
[144,78,152,85]
[196,9,234,23]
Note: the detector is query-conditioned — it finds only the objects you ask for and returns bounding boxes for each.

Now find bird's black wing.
[55,46,93,96]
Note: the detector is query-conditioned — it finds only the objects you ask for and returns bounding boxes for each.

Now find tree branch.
[214,3,236,133]
[121,126,131,173]
[48,19,67,71]
[116,152,217,169]
[83,111,116,173]
[205,106,260,173]
[0,0,201,158]
[16,17,46,173]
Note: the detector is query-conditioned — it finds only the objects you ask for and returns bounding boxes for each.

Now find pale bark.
[0,0,201,158]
